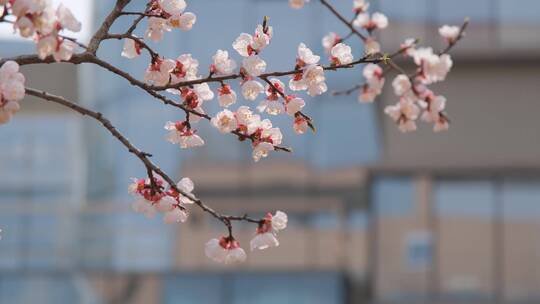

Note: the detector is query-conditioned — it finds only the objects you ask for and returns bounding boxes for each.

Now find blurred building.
[1,0,540,303]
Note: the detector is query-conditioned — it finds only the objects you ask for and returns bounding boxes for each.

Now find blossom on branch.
[439,25,460,43]
[330,43,354,66]
[0,61,25,124]
[164,120,205,148]
[353,12,388,32]
[250,211,288,251]
[359,63,384,103]
[205,237,247,264]
[211,50,237,76]
[121,37,143,59]
[145,0,196,41]
[128,175,191,223]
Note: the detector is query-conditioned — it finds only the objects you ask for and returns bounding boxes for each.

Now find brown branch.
[87,0,132,54]
[25,87,262,226]
[151,56,384,91]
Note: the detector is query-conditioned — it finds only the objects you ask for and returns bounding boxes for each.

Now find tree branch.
[25,87,263,226]
[319,0,367,41]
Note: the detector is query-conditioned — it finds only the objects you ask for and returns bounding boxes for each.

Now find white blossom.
[212,109,238,133]
[330,43,353,65]
[217,85,237,108]
[392,74,412,96]
[241,80,265,101]
[353,0,369,13]
[205,237,247,264]
[439,25,460,42]
[121,37,141,59]
[0,61,25,125]
[164,121,205,148]
[242,55,267,77]
[252,142,274,162]
[56,4,81,32]
[353,12,388,30]
[163,208,188,224]
[250,232,279,251]
[177,177,195,204]
[211,50,237,76]
[322,32,340,53]
[285,96,305,116]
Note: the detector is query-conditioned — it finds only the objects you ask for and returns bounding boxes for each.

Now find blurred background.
[1,0,540,303]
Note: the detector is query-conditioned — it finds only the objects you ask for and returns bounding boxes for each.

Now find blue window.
[373,177,415,217]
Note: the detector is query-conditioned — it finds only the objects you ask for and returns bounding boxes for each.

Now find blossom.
[289,0,310,9]
[421,94,447,123]
[232,33,254,57]
[242,55,267,77]
[170,54,199,83]
[193,83,214,101]
[132,198,157,218]
[353,0,370,13]
[0,61,25,125]
[272,211,288,230]
[303,65,327,96]
[258,78,285,115]
[128,175,192,223]
[439,25,460,43]
[252,141,275,162]
[384,101,420,133]
[155,195,176,212]
[146,17,170,42]
[163,208,188,224]
[217,84,237,107]
[145,0,195,40]
[285,96,305,116]
[252,24,273,51]
[359,63,385,103]
[235,106,260,135]
[250,232,279,251]
[365,37,381,54]
[296,43,320,67]
[258,99,284,116]
[353,12,388,31]
[293,116,309,134]
[176,177,195,204]
[289,43,324,94]
[330,43,353,65]
[205,237,247,264]
[159,0,187,16]
[241,80,265,101]
[14,16,35,37]
[322,32,340,53]
[56,4,81,32]
[392,74,412,96]
[53,39,77,62]
[164,121,205,148]
[211,109,237,133]
[211,50,237,76]
[144,58,176,86]
[412,48,453,84]
[250,211,288,251]
[233,24,272,57]
[170,12,196,31]
[400,38,417,57]
[121,37,142,59]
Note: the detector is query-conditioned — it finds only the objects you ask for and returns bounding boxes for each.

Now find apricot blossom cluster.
[0,0,467,264]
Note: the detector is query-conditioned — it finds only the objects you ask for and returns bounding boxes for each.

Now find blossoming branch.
[0,0,467,264]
